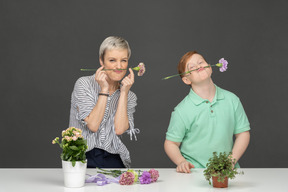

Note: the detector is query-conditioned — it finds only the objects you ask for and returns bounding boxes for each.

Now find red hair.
[177,51,198,78]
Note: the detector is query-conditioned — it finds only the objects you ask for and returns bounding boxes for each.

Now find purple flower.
[119,172,135,185]
[149,169,159,182]
[218,58,228,72]
[139,171,152,184]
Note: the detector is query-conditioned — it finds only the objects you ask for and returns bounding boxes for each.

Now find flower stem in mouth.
[80,68,127,71]
[102,69,127,71]
[162,65,212,80]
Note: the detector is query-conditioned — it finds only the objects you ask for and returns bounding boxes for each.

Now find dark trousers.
[86,148,125,168]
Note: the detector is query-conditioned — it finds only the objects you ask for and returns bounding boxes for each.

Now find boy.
[164,51,250,173]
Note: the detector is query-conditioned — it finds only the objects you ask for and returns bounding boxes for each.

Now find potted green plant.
[52,127,88,188]
[203,152,243,188]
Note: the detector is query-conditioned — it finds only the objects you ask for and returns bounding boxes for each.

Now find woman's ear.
[99,58,104,66]
[182,76,192,85]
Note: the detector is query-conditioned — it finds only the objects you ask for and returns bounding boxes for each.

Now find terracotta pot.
[212,176,228,188]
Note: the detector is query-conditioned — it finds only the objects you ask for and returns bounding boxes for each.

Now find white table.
[1,168,287,192]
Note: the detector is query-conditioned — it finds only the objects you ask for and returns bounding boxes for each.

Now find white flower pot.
[62,160,87,188]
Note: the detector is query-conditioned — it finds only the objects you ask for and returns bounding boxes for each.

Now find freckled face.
[184,54,212,84]
[100,49,129,82]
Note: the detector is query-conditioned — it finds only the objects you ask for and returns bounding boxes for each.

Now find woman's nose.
[116,61,122,68]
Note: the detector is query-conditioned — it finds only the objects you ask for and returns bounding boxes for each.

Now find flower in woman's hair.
[132,62,146,76]
[119,172,135,185]
[139,171,152,184]
[149,169,159,182]
[216,58,228,72]
[127,169,138,182]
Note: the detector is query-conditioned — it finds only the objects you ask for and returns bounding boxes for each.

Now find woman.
[164,51,250,173]
[69,36,138,168]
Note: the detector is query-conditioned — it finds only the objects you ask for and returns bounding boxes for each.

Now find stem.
[80,69,97,71]
[162,65,213,80]
[102,69,127,71]
[80,68,133,71]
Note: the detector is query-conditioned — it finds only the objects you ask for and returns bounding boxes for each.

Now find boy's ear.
[182,76,192,85]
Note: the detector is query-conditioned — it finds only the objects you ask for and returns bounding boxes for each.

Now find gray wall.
[1,0,288,168]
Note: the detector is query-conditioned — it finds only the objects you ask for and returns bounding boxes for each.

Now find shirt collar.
[188,84,225,105]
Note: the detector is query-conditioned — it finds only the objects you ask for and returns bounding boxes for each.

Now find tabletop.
[1,168,288,192]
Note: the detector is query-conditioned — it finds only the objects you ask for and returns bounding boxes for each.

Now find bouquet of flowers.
[86,168,160,186]
[52,127,88,167]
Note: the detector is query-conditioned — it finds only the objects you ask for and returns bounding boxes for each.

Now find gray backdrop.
[1,0,288,168]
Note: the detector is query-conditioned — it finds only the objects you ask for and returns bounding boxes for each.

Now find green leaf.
[69,146,79,150]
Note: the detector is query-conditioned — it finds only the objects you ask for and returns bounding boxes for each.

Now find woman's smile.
[114,69,125,74]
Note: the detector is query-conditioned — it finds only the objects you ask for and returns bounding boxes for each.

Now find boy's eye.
[122,60,127,62]
[109,59,115,62]
[188,65,196,70]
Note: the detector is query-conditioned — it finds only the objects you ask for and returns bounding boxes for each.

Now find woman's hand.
[176,160,195,173]
[95,66,109,92]
[120,68,134,93]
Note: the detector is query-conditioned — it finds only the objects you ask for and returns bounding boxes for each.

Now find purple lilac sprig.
[162,58,228,80]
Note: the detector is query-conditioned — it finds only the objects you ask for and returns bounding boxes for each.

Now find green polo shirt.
[166,85,250,168]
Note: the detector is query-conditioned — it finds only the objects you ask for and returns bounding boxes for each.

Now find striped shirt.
[69,74,138,168]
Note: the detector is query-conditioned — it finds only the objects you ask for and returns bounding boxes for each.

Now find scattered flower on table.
[149,169,160,183]
[119,172,135,185]
[162,57,229,80]
[139,171,152,184]
[127,169,139,182]
[86,168,159,186]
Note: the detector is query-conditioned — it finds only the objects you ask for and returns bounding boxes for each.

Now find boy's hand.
[176,160,195,173]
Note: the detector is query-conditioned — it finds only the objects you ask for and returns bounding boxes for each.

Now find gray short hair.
[99,36,131,61]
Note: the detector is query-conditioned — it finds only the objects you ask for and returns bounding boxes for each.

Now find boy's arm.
[232,131,250,164]
[164,139,194,173]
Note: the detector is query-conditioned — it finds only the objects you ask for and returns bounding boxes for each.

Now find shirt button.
[211,110,214,113]
[206,101,208,103]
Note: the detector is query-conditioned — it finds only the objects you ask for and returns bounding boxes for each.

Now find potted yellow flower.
[52,127,88,188]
